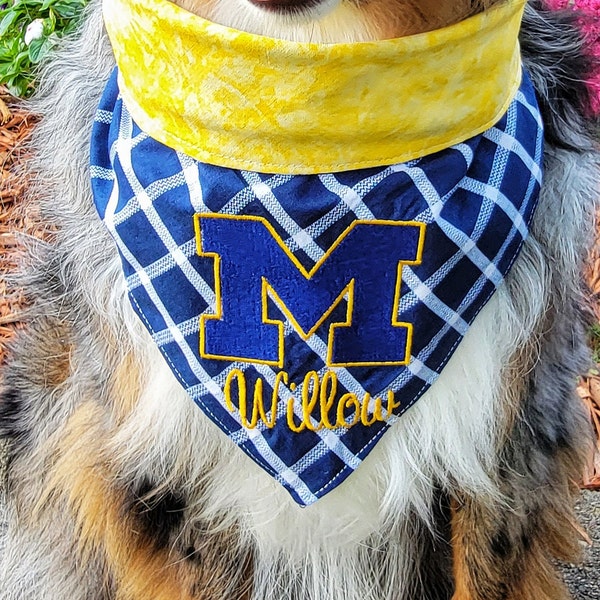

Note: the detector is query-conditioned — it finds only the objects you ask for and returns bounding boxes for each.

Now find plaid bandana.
[91,68,543,506]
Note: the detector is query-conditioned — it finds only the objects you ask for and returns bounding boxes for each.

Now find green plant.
[0,0,86,97]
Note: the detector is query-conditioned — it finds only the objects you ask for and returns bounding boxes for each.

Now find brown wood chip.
[0,87,39,364]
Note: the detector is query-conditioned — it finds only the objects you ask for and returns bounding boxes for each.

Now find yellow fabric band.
[103,0,526,175]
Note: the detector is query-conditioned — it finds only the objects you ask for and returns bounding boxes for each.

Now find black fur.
[413,489,455,600]
[0,386,28,447]
[521,0,597,150]
[127,479,187,550]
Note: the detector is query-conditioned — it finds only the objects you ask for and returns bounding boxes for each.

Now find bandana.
[91,0,543,506]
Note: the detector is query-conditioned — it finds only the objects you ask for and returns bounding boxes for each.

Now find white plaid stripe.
[177,151,208,213]
[221,173,293,215]
[90,165,114,180]
[402,268,470,335]
[318,174,376,219]
[460,179,529,238]
[240,170,325,262]
[354,165,400,197]
[285,175,374,254]
[283,167,407,255]
[127,239,208,292]
[95,108,113,124]
[483,128,543,184]
[516,88,545,129]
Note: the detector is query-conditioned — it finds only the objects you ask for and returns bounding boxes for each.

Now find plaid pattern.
[90,68,543,506]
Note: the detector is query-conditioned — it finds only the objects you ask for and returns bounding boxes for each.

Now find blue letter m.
[194,214,425,368]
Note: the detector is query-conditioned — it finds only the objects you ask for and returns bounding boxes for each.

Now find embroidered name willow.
[90,69,543,507]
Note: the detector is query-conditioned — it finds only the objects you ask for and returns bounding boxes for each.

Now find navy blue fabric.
[90,68,543,506]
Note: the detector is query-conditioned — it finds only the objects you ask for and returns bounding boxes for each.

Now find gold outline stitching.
[194,214,426,367]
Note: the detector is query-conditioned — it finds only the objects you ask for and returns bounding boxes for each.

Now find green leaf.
[5,73,30,96]
[0,10,19,37]
[0,0,86,96]
[46,9,56,31]
[28,35,49,62]
[0,37,21,59]
[52,0,83,19]
[13,49,30,66]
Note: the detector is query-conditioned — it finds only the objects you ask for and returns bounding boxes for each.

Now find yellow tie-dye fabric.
[103,0,526,175]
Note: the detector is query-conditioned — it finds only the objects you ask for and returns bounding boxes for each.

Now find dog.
[0,0,599,598]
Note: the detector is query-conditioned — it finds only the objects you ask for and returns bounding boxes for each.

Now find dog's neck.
[170,0,502,42]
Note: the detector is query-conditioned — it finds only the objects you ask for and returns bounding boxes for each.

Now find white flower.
[24,19,44,46]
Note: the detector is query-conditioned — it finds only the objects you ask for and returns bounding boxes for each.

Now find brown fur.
[109,353,144,425]
[361,0,501,37]
[173,0,502,37]
[33,402,253,600]
[451,490,581,600]
[450,305,592,600]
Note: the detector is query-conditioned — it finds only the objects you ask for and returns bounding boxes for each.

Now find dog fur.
[0,1,599,598]
[172,0,500,41]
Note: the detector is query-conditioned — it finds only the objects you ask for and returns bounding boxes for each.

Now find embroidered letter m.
[194,214,425,368]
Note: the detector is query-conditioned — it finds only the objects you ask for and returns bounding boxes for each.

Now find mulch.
[0,89,40,363]
[1,87,599,489]
[580,229,600,489]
